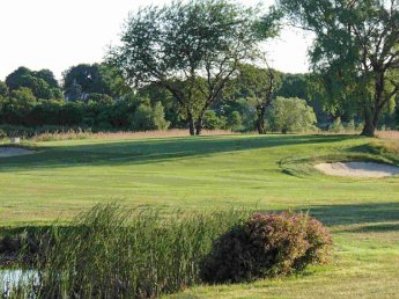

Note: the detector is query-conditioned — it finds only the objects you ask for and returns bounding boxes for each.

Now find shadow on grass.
[306,202,399,231]
[0,134,354,172]
[344,223,399,233]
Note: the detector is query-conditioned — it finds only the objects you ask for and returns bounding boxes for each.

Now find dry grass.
[32,129,237,142]
[373,131,399,155]
[91,129,237,139]
[376,130,399,140]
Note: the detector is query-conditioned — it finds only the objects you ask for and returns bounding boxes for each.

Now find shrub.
[132,104,156,130]
[203,110,227,130]
[200,212,332,284]
[267,97,317,133]
[153,101,170,130]
[227,111,243,131]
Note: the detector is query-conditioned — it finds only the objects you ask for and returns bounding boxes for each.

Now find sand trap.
[0,147,34,158]
[315,162,399,178]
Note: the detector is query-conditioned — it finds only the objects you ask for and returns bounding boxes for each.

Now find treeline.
[0,65,172,135]
[0,63,397,137]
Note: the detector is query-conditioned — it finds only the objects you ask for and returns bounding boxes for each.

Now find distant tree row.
[1,62,397,135]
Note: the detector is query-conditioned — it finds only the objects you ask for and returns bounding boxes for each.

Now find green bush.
[227,111,243,131]
[132,104,156,131]
[200,212,332,284]
[203,110,227,130]
[268,97,317,133]
[153,101,170,130]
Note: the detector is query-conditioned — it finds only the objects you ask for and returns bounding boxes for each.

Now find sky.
[0,0,314,81]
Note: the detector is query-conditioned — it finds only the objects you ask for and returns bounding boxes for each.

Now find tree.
[277,73,308,100]
[280,0,399,136]
[267,97,317,133]
[1,88,37,125]
[0,81,8,97]
[63,63,130,101]
[153,102,171,130]
[233,64,281,134]
[5,67,62,99]
[227,111,243,130]
[110,0,279,135]
[307,68,360,125]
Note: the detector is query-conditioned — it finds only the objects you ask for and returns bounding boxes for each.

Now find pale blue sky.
[0,0,313,81]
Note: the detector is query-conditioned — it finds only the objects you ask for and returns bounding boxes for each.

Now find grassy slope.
[0,134,399,298]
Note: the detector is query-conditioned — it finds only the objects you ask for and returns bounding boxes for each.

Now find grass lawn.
[0,133,398,298]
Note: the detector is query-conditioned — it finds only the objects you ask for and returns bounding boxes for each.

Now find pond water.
[0,270,39,296]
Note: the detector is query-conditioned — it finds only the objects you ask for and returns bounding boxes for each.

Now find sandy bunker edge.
[315,161,399,178]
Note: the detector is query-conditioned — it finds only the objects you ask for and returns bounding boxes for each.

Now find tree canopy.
[5,67,62,100]
[63,63,130,101]
[279,0,399,136]
[231,64,281,134]
[110,0,279,135]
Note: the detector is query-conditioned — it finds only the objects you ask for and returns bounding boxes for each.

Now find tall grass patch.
[15,205,249,298]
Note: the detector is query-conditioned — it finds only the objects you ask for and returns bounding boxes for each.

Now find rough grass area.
[377,130,399,140]
[0,133,398,297]
[30,129,237,142]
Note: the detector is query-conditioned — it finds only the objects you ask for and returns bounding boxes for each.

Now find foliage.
[232,64,281,134]
[267,97,317,133]
[203,110,227,130]
[5,66,62,99]
[0,80,8,96]
[280,0,399,136]
[153,101,171,130]
[110,0,278,135]
[63,63,130,101]
[8,205,249,298]
[200,212,332,284]
[132,100,170,131]
[277,73,308,100]
[0,93,169,133]
[133,104,156,131]
[227,111,243,131]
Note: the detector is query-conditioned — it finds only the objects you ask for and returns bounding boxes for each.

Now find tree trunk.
[361,111,376,137]
[195,118,203,136]
[361,74,384,137]
[187,112,195,136]
[256,107,267,134]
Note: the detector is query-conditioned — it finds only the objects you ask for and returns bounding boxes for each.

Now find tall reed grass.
[7,205,249,298]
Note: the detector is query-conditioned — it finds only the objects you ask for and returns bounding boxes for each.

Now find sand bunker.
[0,147,34,158]
[315,162,399,178]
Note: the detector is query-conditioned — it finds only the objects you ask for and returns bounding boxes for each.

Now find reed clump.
[26,205,248,298]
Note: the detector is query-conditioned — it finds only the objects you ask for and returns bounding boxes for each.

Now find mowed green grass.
[1,134,399,298]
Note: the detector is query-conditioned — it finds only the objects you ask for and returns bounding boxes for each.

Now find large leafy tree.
[111,0,279,135]
[280,0,399,136]
[233,64,281,134]
[5,67,62,99]
[63,63,130,101]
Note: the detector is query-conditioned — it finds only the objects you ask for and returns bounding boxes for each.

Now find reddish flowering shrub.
[200,212,332,284]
